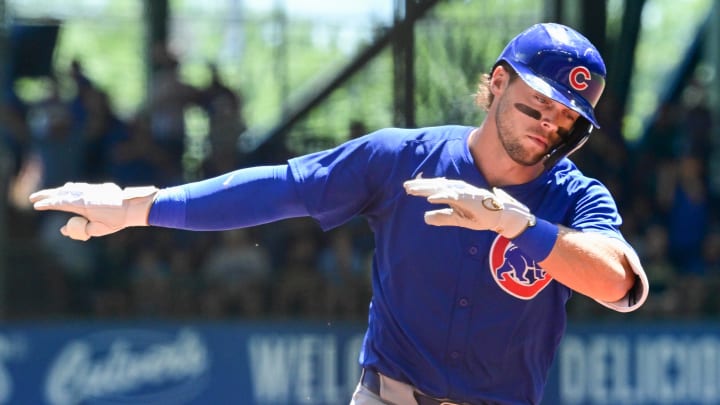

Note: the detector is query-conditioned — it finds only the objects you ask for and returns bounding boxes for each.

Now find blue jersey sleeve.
[149,128,420,231]
[288,129,405,230]
[148,165,308,230]
[537,161,626,240]
[569,179,625,238]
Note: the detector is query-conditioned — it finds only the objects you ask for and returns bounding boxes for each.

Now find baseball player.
[30,23,647,405]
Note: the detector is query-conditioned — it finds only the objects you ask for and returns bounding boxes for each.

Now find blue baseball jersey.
[287,125,629,404]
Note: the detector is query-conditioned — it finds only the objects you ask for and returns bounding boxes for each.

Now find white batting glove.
[29,182,159,241]
[403,177,535,239]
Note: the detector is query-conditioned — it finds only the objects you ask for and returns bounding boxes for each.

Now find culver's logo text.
[45,328,210,405]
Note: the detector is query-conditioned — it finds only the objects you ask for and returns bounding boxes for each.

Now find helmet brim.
[508,61,601,128]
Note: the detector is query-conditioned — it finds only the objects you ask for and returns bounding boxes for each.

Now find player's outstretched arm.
[404,177,647,311]
[29,183,158,241]
[30,164,310,240]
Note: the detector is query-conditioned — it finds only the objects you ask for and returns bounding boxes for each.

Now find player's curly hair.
[474,62,518,110]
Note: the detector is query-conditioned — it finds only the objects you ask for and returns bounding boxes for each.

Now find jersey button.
[458,297,469,307]
[468,246,478,255]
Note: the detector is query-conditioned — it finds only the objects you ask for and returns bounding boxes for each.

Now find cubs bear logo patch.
[489,235,553,299]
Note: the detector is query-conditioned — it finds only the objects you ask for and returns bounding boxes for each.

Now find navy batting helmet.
[496,22,606,127]
[495,23,607,167]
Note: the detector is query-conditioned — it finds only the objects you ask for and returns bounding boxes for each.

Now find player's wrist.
[509,218,558,262]
[123,186,159,227]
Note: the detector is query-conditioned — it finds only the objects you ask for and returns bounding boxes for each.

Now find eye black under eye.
[514,103,542,120]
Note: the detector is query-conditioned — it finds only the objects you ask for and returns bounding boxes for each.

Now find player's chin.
[519,143,549,165]
[505,141,546,166]
[510,152,545,167]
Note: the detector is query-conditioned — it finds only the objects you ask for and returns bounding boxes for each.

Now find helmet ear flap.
[543,117,592,169]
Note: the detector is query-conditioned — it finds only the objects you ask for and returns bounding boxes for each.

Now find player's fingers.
[403,178,450,196]
[61,216,91,241]
[423,208,464,227]
[425,192,461,206]
[28,187,65,203]
[31,197,86,216]
[85,221,116,238]
[403,183,439,197]
[492,187,529,210]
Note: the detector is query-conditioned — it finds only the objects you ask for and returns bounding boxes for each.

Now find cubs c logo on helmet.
[569,66,591,91]
[489,236,553,299]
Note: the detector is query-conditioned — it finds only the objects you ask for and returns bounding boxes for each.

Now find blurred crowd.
[0,47,373,321]
[569,79,720,320]
[0,47,718,322]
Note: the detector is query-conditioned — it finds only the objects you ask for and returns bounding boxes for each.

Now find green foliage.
[54,20,145,116]
[168,0,550,153]
[16,0,709,154]
[276,0,547,150]
[413,0,542,127]
[622,0,713,142]
[228,14,397,151]
[10,2,146,116]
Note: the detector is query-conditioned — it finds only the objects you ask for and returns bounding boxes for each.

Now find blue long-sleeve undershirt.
[148,164,308,230]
